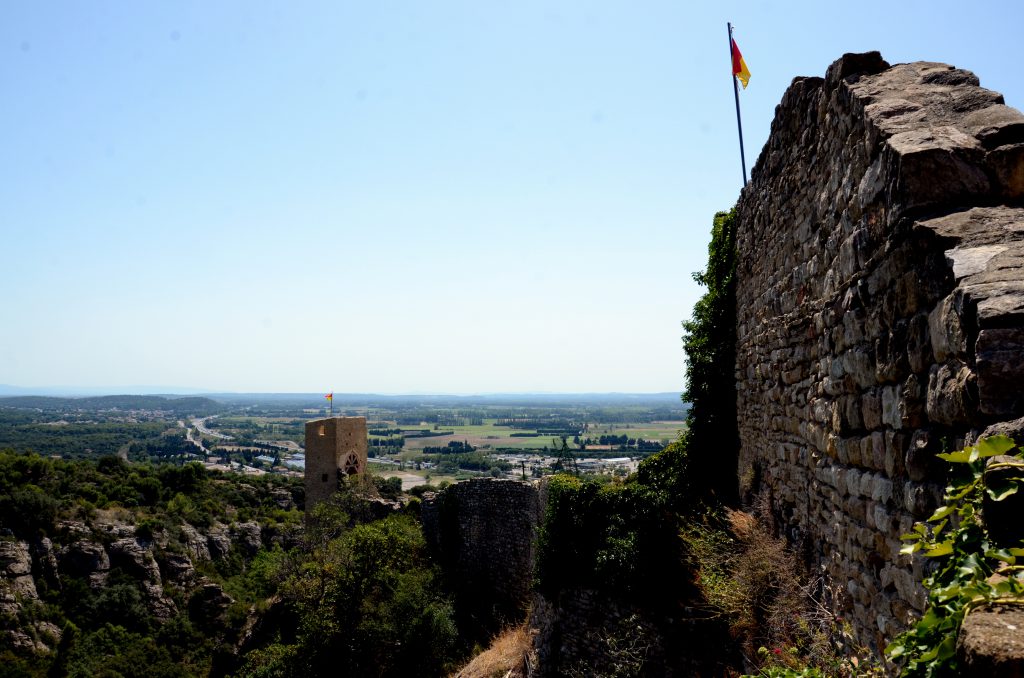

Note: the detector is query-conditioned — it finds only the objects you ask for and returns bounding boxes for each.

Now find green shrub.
[887,435,1024,676]
[536,475,690,607]
[0,484,59,536]
[260,513,460,677]
[63,623,180,678]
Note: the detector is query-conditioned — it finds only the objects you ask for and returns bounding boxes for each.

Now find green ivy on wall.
[681,207,739,503]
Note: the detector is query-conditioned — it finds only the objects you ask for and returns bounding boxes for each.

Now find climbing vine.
[681,207,739,502]
[886,434,1024,676]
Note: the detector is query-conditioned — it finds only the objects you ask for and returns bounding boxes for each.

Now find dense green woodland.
[0,396,223,417]
[0,413,176,461]
[0,450,462,677]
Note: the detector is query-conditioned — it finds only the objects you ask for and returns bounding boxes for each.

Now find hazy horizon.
[0,382,683,398]
[4,2,1022,393]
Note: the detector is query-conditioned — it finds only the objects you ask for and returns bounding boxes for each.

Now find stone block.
[963,104,1024,149]
[989,142,1024,199]
[886,125,991,213]
[862,388,883,430]
[824,51,889,90]
[839,395,864,432]
[846,496,867,523]
[885,431,909,479]
[957,605,1024,677]
[906,429,940,482]
[903,482,934,518]
[843,347,877,389]
[975,328,1024,419]
[926,361,978,426]
[876,322,910,384]
[844,467,862,497]
[899,374,927,429]
[869,475,894,505]
[842,436,862,467]
[982,417,1024,444]
[928,293,968,363]
[906,313,933,374]
[881,385,902,430]
[895,272,924,316]
[870,432,887,471]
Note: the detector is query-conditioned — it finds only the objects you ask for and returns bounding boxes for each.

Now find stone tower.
[304,416,368,513]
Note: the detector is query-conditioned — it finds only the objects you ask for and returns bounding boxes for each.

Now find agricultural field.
[0,392,688,482]
[390,419,686,452]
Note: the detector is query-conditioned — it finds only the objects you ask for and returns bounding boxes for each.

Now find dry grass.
[93,506,135,525]
[452,624,532,678]
[727,508,807,658]
[706,507,883,676]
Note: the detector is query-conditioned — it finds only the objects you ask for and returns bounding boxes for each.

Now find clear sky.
[2,1,1022,395]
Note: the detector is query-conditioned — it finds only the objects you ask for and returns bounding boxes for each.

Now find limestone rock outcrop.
[0,541,39,615]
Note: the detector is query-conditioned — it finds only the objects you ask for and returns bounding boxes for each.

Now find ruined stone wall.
[421,478,541,635]
[735,52,1024,648]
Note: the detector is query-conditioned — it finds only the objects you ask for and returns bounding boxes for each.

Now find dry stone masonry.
[421,478,541,635]
[735,52,1024,648]
[303,416,368,514]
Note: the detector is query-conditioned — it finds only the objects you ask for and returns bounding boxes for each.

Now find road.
[181,419,209,454]
[191,416,234,440]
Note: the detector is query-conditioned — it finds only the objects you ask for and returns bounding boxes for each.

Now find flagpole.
[728,22,748,187]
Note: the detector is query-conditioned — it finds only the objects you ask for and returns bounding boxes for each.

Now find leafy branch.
[886,435,1024,676]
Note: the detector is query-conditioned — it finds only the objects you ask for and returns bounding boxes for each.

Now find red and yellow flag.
[324,392,333,402]
[731,38,751,89]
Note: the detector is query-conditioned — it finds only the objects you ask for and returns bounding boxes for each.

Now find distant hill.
[208,392,689,409]
[0,394,224,416]
[0,384,217,396]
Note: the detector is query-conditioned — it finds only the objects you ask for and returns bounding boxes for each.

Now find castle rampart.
[734,52,1024,646]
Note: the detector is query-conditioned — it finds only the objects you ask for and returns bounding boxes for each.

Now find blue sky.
[2,1,1022,394]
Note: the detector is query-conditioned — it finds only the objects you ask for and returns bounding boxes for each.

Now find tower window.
[318,424,325,436]
[321,473,328,483]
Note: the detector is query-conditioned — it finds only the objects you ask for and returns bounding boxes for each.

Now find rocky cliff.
[0,506,300,657]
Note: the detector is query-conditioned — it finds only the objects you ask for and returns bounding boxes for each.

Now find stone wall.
[735,52,1024,648]
[421,478,541,636]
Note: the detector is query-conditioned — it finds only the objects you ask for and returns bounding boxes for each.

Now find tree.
[681,207,739,503]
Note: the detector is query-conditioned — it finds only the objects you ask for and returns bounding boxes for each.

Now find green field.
[582,421,687,441]
[381,419,686,452]
[203,405,687,457]
[207,416,687,452]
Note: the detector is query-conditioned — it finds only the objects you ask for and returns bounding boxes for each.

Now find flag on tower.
[731,38,751,88]
[325,392,333,402]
